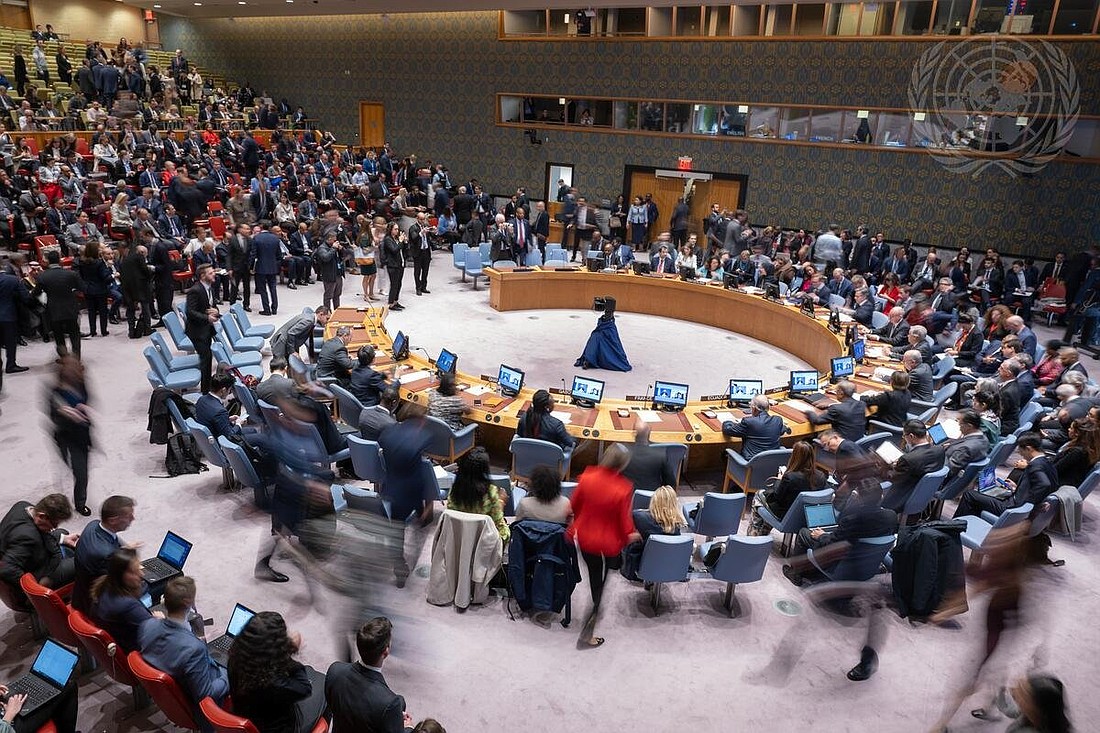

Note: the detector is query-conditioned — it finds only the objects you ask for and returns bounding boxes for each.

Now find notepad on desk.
[714,412,738,423]
[785,400,817,414]
[637,410,663,423]
[550,411,573,425]
[398,370,432,384]
[465,384,493,396]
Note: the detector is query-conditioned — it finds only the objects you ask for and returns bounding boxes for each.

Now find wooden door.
[358,102,385,148]
[627,172,741,238]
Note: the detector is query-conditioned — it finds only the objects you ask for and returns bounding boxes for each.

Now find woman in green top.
[446,447,510,544]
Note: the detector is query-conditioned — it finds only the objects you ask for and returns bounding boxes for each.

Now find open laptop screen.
[226,604,256,638]
[33,640,80,687]
[159,531,192,569]
[803,503,838,529]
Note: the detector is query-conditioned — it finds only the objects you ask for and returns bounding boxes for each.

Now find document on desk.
[550,411,573,425]
[714,412,738,423]
[785,400,817,414]
[637,410,663,423]
[465,385,493,396]
[398,370,432,384]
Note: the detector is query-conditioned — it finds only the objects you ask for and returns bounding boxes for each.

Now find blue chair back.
[183,418,229,469]
[233,382,263,426]
[422,415,456,458]
[166,399,187,433]
[149,332,178,363]
[818,535,895,582]
[560,481,578,499]
[937,454,990,501]
[230,303,253,332]
[347,434,386,487]
[451,242,469,269]
[767,488,835,534]
[211,341,233,368]
[143,346,170,382]
[711,535,772,584]
[870,311,889,330]
[692,492,745,537]
[652,442,688,488]
[493,260,516,270]
[1078,464,1100,499]
[510,438,566,481]
[899,464,949,517]
[256,399,284,429]
[987,434,1018,469]
[1029,494,1059,538]
[464,249,484,275]
[163,311,193,351]
[990,503,1033,532]
[543,258,569,268]
[217,436,268,509]
[287,354,312,384]
[858,432,895,452]
[931,382,957,406]
[637,535,694,584]
[1016,401,1044,433]
[632,490,654,512]
[330,384,365,426]
[932,354,955,382]
[220,313,246,346]
[828,293,846,309]
[339,485,386,517]
[478,242,491,265]
[524,250,542,266]
[745,448,793,493]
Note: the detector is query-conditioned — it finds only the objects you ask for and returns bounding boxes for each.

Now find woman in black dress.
[77,241,112,337]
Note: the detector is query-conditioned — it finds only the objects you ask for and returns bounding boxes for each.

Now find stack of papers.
[786,400,817,414]
[464,385,493,396]
[398,370,432,384]
[636,410,663,423]
[714,412,738,423]
[550,411,573,425]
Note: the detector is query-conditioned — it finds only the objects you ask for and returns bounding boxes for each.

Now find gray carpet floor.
[0,258,1096,732]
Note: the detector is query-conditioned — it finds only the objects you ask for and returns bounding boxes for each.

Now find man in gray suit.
[722,394,788,460]
[269,305,329,362]
[63,210,104,256]
[316,326,355,385]
[903,350,934,402]
[945,410,991,481]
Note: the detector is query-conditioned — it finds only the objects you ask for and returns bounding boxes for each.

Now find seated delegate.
[621,423,675,491]
[445,448,510,544]
[748,441,827,531]
[90,547,156,653]
[427,371,469,432]
[859,370,911,428]
[349,344,390,408]
[227,611,329,733]
[621,485,686,581]
[72,494,137,614]
[953,432,1057,519]
[516,389,575,452]
[722,394,786,459]
[514,465,572,524]
[0,493,78,604]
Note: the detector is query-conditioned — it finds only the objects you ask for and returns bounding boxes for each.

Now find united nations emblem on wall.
[908,39,1079,177]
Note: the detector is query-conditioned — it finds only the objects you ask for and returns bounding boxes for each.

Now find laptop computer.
[875,441,904,465]
[803,503,838,531]
[207,603,257,666]
[928,423,949,445]
[977,466,1013,499]
[141,531,193,585]
[5,640,80,719]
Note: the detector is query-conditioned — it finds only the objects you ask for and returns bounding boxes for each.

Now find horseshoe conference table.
[326,268,900,473]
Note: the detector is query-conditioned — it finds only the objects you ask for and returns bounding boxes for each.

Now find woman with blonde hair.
[109,191,133,239]
[621,485,686,583]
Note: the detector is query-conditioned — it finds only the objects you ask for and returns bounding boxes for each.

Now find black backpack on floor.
[165,432,208,477]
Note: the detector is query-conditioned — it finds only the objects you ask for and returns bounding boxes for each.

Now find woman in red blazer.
[566,447,639,649]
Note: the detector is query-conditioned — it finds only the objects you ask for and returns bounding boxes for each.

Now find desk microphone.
[414,346,432,362]
[643,383,652,404]
[560,377,567,394]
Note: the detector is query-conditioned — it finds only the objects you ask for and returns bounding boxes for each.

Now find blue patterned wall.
[160,11,1100,255]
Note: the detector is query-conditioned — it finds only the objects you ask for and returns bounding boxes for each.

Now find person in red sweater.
[566,447,639,649]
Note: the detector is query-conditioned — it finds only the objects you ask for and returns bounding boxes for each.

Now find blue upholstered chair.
[756,487,835,556]
[422,415,478,464]
[708,535,772,617]
[808,534,895,582]
[683,492,745,540]
[960,503,1033,568]
[636,535,694,615]
[509,437,571,483]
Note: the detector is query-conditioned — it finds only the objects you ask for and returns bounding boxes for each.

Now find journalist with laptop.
[0,639,80,733]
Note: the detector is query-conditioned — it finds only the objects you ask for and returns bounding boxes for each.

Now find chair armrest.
[725,447,749,469]
[910,399,935,411]
[981,511,998,524]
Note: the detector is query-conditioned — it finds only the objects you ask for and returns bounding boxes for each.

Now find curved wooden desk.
[325,270,903,473]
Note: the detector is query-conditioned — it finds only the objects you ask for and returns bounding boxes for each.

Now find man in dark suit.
[869,307,910,347]
[349,345,391,408]
[847,287,875,328]
[531,200,550,255]
[1039,252,1066,284]
[1005,315,1037,359]
[31,249,83,358]
[226,223,253,310]
[997,359,1024,435]
[944,410,991,482]
[784,481,898,585]
[250,223,281,316]
[119,243,154,338]
[0,493,77,604]
[622,423,676,491]
[882,420,946,512]
[184,264,219,393]
[510,208,535,263]
[954,432,1056,519]
[326,617,413,732]
[890,325,933,364]
[489,215,516,263]
[72,495,135,613]
[0,268,29,381]
[407,212,433,296]
[269,306,329,362]
[145,231,177,327]
[138,576,228,713]
[240,130,260,180]
[808,381,867,442]
[317,326,355,385]
[650,244,675,275]
[359,386,399,441]
[826,267,855,306]
[722,395,787,460]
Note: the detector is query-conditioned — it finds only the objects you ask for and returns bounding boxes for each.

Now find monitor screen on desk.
[789,370,820,394]
[831,356,855,379]
[729,379,764,403]
[436,349,457,374]
[392,331,408,360]
[653,380,689,409]
[570,375,605,404]
[498,364,524,394]
[851,339,866,362]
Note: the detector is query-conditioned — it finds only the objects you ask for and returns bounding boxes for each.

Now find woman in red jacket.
[566,447,639,649]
